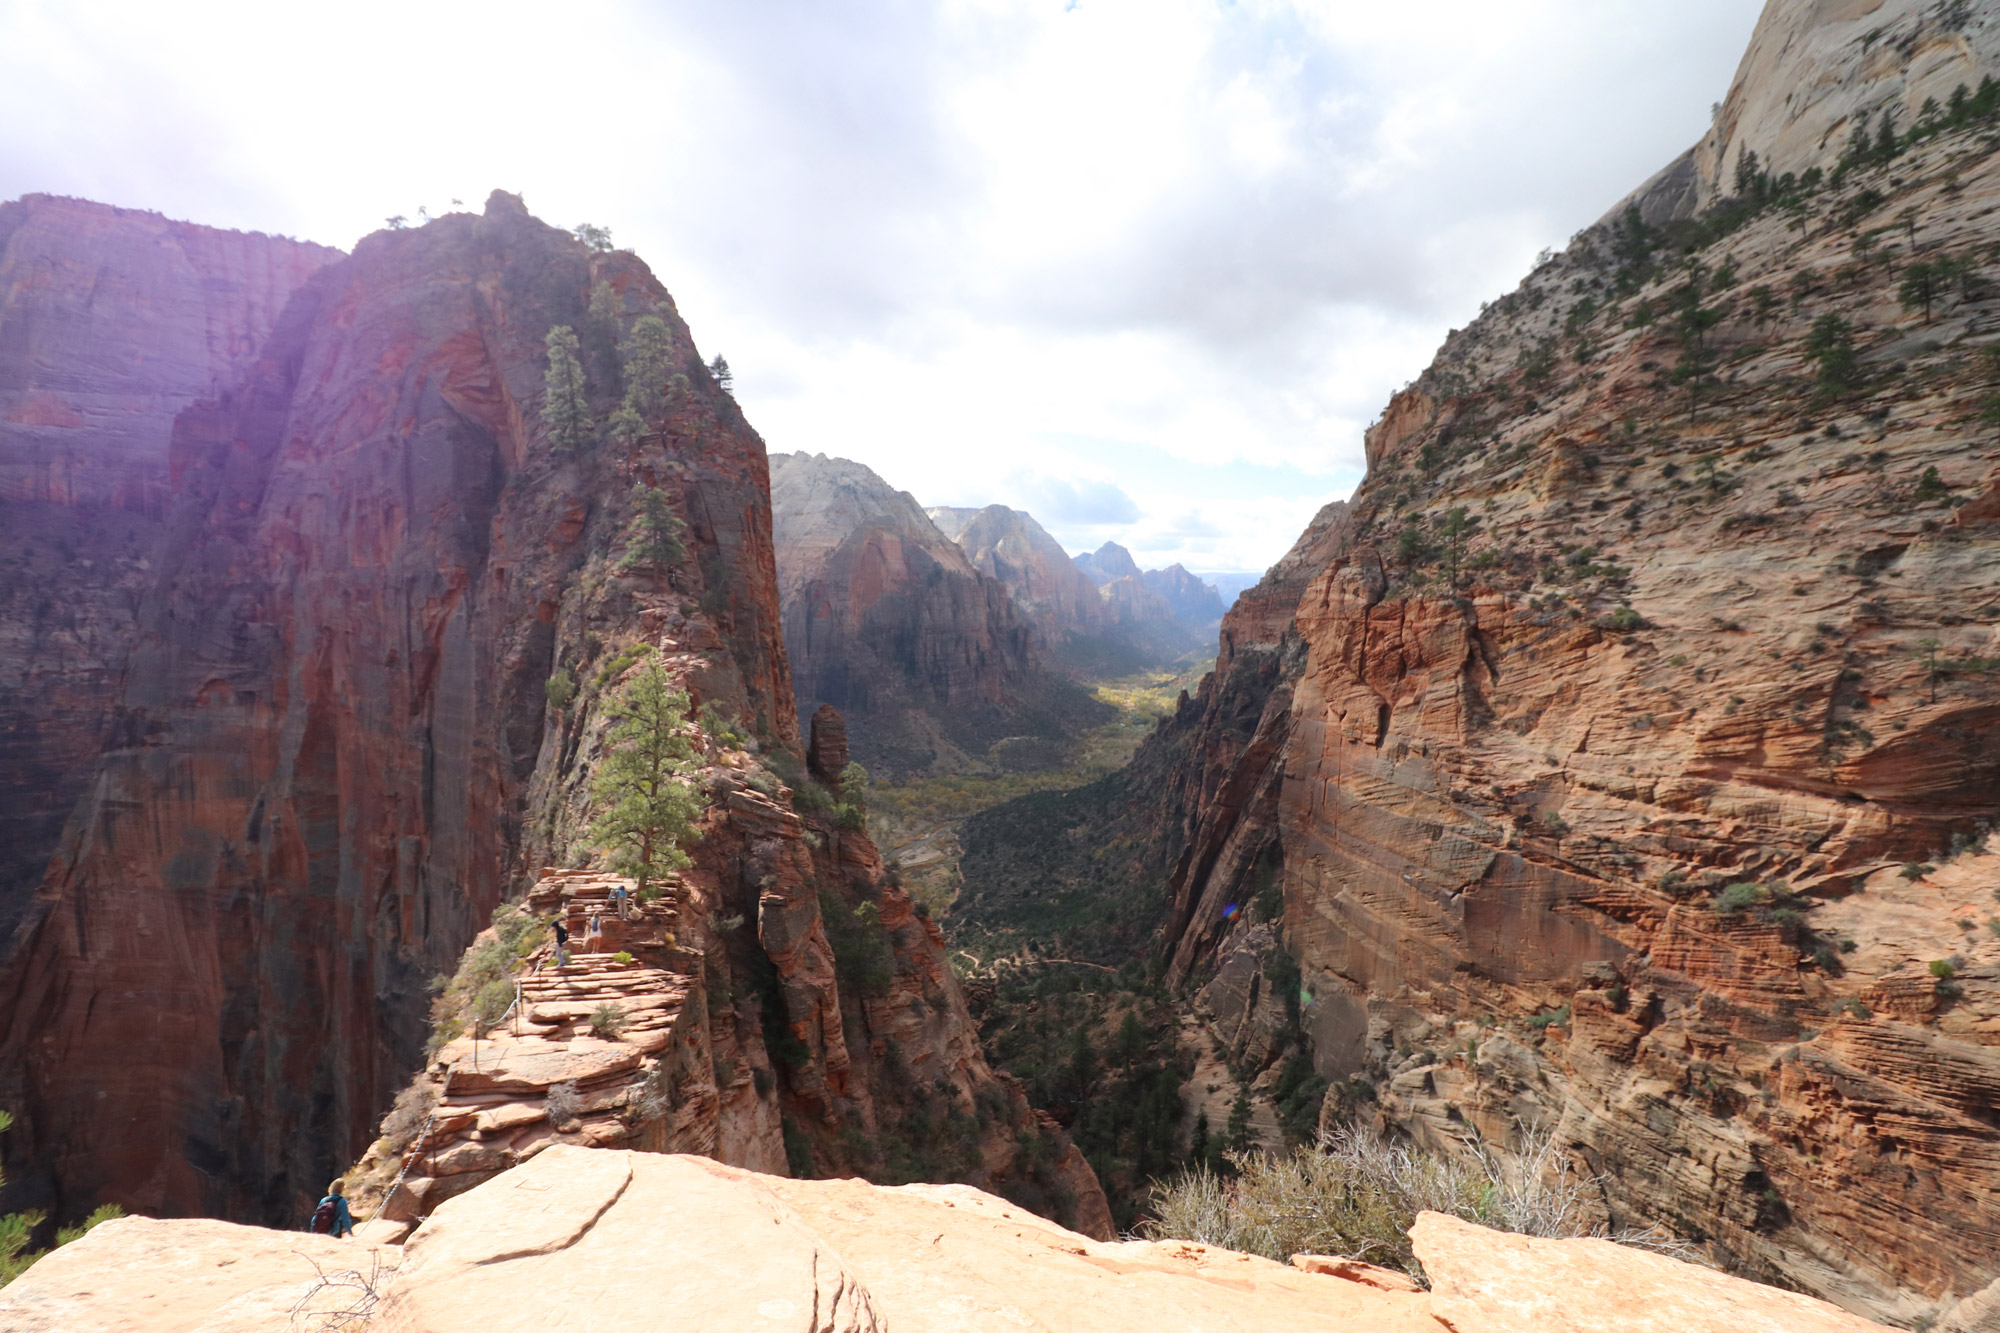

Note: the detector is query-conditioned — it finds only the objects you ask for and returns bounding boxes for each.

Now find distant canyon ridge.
[769,451,1231,776]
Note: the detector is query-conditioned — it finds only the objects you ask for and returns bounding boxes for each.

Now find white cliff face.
[1692,0,2000,208]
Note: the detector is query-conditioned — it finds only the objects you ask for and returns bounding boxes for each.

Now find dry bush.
[380,1082,439,1156]
[588,1002,628,1040]
[545,1081,582,1128]
[1145,1125,1693,1282]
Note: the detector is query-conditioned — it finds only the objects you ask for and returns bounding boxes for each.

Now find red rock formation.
[0,195,338,932]
[0,193,1105,1240]
[927,503,1110,642]
[1112,12,2000,1322]
[770,452,1107,776]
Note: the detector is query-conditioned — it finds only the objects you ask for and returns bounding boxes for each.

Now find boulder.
[1411,1212,1894,1333]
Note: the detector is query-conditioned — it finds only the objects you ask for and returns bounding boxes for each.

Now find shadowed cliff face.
[0,195,339,936]
[770,453,1110,776]
[0,191,1109,1240]
[0,194,796,1225]
[1102,9,2000,1323]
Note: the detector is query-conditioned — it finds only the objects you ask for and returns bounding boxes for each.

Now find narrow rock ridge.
[0,193,1107,1242]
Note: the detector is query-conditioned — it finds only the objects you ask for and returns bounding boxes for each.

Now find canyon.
[0,193,1104,1239]
[769,452,1108,777]
[1,0,1997,1326]
[967,0,2000,1324]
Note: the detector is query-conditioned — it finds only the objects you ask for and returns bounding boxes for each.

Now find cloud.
[0,0,1765,572]
[1003,472,1142,527]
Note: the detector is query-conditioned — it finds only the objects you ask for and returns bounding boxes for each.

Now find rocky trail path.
[350,870,719,1238]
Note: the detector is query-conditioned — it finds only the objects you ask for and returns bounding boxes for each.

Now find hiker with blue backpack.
[309,1179,354,1238]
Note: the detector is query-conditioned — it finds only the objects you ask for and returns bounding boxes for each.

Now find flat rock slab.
[760,1168,1445,1332]
[1411,1212,1895,1333]
[0,1217,399,1333]
[374,1147,881,1333]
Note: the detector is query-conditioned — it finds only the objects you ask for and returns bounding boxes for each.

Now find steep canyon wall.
[1119,5,2000,1323]
[0,195,1105,1238]
[0,195,338,935]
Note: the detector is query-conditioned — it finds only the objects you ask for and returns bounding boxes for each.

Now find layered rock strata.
[770,452,1107,775]
[927,503,1110,643]
[0,194,1105,1241]
[0,194,338,933]
[1093,7,2000,1323]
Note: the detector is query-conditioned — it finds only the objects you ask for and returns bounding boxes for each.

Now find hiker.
[587,910,603,945]
[310,1179,354,1238]
[550,916,570,966]
[610,883,631,919]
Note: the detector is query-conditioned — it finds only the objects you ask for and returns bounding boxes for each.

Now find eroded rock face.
[1117,16,2000,1323]
[769,451,1106,775]
[927,502,1110,642]
[0,194,338,934]
[0,194,1102,1241]
[1691,0,2000,210]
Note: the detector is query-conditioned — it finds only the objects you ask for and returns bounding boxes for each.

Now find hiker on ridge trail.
[610,883,630,919]
[587,909,603,946]
[310,1179,354,1238]
[550,916,570,967]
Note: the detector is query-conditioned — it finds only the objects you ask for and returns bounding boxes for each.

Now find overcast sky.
[1,0,1763,573]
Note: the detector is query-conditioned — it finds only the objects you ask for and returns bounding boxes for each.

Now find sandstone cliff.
[1024,5,2000,1323]
[926,503,1110,643]
[0,195,1105,1240]
[0,1146,1907,1333]
[770,453,1108,776]
[1692,0,2000,211]
[0,195,338,936]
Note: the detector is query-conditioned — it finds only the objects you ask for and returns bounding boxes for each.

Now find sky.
[0,0,1763,574]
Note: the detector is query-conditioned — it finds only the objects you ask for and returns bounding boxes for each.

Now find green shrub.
[1711,882,1768,914]
[821,892,895,997]
[1597,607,1646,632]
[472,979,516,1038]
[612,950,634,965]
[699,701,749,749]
[1929,959,1957,980]
[1528,1004,1572,1030]
[545,670,577,712]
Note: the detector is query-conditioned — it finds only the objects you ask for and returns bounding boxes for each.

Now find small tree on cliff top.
[587,650,703,906]
[543,324,591,454]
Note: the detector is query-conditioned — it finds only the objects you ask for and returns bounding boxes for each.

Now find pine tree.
[1224,1089,1255,1153]
[1900,262,1941,323]
[708,354,734,396]
[587,650,703,907]
[1805,315,1860,392]
[542,325,591,454]
[572,222,614,253]
[622,316,677,420]
[618,484,687,571]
